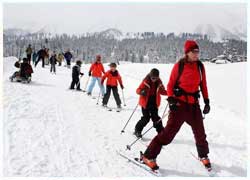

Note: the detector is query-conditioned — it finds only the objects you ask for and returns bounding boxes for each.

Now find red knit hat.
[96,55,101,61]
[184,40,199,54]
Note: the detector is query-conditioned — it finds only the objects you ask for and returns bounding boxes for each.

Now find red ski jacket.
[89,62,105,77]
[167,59,209,104]
[137,76,167,109]
[101,70,123,87]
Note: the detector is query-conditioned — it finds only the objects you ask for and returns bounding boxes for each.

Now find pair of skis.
[117,149,216,177]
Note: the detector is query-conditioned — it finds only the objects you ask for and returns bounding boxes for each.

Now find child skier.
[101,63,124,110]
[141,40,211,171]
[49,52,57,74]
[70,60,84,90]
[134,68,167,138]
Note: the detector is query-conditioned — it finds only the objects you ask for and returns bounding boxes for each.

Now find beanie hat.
[150,68,159,77]
[109,62,117,68]
[184,40,199,54]
[76,60,82,65]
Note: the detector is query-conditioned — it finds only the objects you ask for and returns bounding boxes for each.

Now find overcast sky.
[3,3,247,34]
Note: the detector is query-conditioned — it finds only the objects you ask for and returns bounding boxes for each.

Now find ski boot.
[200,157,212,171]
[140,151,159,170]
[87,92,91,96]
[133,130,142,138]
[117,104,122,112]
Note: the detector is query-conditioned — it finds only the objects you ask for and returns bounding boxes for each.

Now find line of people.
[69,55,124,110]
[16,40,212,171]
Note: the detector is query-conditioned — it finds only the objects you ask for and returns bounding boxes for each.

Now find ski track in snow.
[3,57,247,177]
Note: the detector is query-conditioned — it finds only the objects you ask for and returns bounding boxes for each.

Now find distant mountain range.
[4,23,247,42]
[194,24,246,42]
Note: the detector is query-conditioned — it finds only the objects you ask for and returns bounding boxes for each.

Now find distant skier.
[87,55,105,96]
[45,48,50,65]
[57,52,64,66]
[141,40,211,171]
[64,49,73,68]
[101,63,124,110]
[133,68,167,138]
[25,44,32,64]
[70,60,84,90]
[49,51,57,74]
[32,50,38,65]
[35,47,47,68]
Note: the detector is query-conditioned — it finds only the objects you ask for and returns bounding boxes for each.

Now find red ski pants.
[145,102,209,159]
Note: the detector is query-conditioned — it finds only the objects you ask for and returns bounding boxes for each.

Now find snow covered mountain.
[194,24,246,42]
[98,28,123,40]
[3,57,247,177]
[3,28,30,36]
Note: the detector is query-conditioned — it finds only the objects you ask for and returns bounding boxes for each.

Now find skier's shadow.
[29,82,55,87]
[172,139,245,151]
[211,163,247,177]
[159,168,203,177]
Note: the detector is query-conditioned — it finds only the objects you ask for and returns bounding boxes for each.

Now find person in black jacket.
[49,51,57,74]
[35,47,47,68]
[64,49,73,68]
[70,60,84,90]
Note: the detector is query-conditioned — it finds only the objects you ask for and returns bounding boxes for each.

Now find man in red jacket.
[141,40,211,171]
[87,55,105,96]
[134,68,167,138]
[101,63,124,109]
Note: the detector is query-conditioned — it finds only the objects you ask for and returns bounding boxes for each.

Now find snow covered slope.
[3,57,247,177]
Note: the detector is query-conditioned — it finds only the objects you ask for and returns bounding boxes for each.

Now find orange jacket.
[136,76,167,109]
[89,62,105,77]
[101,70,123,87]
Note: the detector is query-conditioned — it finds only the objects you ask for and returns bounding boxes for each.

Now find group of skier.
[70,55,124,110]
[11,39,212,173]
[69,39,212,172]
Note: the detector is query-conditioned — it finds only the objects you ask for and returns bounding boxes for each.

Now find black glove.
[80,72,84,76]
[120,84,124,89]
[88,71,91,76]
[167,97,178,111]
[203,99,210,114]
[140,89,147,96]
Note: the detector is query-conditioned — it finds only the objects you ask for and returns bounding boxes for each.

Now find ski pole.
[126,104,169,150]
[96,89,102,105]
[121,89,126,106]
[84,76,90,92]
[120,103,139,134]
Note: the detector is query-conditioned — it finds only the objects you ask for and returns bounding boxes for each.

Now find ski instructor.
[141,40,211,171]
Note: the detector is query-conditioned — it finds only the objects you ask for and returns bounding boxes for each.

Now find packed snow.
[3,57,247,177]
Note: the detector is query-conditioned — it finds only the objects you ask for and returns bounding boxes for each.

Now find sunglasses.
[191,49,200,54]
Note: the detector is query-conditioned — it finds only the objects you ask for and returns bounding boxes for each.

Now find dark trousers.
[102,86,121,106]
[35,56,45,67]
[135,106,164,134]
[70,77,80,89]
[144,102,209,159]
[50,64,56,73]
[27,54,31,64]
